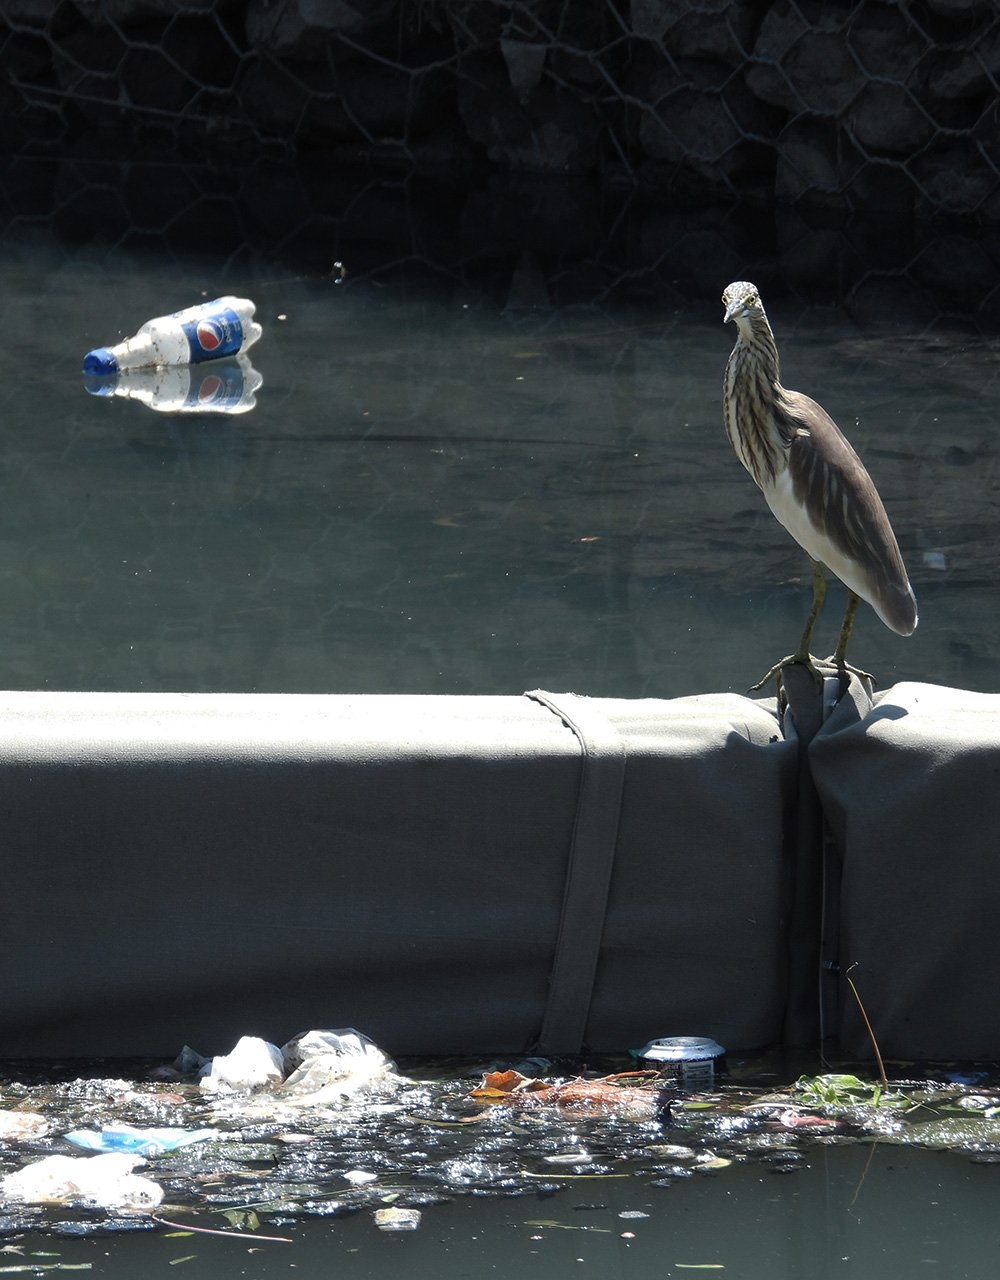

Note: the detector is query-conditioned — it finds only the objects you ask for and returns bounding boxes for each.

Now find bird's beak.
[723,298,743,324]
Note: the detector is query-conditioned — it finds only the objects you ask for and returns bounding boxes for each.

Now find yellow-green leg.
[826,589,874,684]
[750,558,828,693]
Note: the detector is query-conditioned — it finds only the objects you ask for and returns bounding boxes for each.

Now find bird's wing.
[776,388,917,635]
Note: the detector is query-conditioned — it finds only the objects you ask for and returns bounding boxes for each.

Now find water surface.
[1,228,995,699]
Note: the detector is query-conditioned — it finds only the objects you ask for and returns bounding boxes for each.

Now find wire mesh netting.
[2,0,1000,221]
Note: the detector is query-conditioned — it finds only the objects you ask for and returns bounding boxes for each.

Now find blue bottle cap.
[82,347,119,376]
[83,375,118,397]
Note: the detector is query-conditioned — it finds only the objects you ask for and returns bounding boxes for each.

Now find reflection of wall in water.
[4,0,1000,225]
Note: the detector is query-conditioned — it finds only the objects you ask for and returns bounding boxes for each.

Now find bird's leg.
[825,589,875,685]
[833,590,859,664]
[797,558,827,659]
[749,558,828,693]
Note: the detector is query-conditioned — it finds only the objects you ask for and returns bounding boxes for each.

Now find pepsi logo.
[198,374,223,403]
[196,319,223,352]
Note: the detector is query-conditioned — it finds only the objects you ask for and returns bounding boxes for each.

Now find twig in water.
[844,963,888,1088]
[152,1214,292,1244]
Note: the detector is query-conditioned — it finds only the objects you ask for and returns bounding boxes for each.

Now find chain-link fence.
[2,2,1000,322]
[3,0,1000,219]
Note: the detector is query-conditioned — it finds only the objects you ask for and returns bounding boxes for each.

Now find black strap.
[525,690,626,1054]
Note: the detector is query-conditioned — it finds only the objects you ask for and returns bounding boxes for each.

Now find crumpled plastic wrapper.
[278,1028,398,1103]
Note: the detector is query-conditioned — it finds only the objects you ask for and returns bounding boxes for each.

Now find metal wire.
[1,1,999,221]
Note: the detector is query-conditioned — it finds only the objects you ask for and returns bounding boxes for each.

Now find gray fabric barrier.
[809,681,1000,1062]
[0,689,793,1059]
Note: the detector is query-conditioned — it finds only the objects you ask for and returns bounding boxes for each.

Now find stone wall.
[2,0,999,220]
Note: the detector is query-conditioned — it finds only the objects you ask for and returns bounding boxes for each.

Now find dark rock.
[923,0,995,16]
[911,137,1000,219]
[847,83,936,155]
[639,217,746,293]
[840,212,921,271]
[503,251,552,310]
[456,50,598,172]
[335,49,454,143]
[774,117,859,209]
[119,44,202,114]
[845,1,928,81]
[499,39,547,102]
[244,0,396,56]
[630,0,696,41]
[748,0,864,115]
[74,0,222,23]
[639,69,777,184]
[51,22,129,117]
[775,216,858,295]
[909,234,999,308]
[845,159,917,215]
[922,29,1000,103]
[161,13,244,92]
[0,28,53,81]
[460,175,602,259]
[1,0,61,28]
[235,53,349,141]
[119,161,203,234]
[634,0,757,67]
[0,154,58,217]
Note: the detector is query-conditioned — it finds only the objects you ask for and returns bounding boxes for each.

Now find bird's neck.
[725,313,785,488]
[733,313,780,391]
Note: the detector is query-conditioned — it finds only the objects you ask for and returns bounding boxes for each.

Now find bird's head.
[722,281,764,326]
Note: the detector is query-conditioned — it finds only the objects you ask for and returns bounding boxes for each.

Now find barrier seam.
[525,689,626,1055]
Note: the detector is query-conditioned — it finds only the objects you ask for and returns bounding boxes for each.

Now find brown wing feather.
[777,388,918,636]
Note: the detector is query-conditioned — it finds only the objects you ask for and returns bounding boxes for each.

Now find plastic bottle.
[83,296,262,376]
[83,355,262,416]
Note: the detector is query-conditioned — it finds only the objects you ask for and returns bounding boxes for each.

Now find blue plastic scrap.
[64,1123,218,1155]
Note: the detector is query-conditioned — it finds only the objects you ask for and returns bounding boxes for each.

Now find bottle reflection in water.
[83,355,262,416]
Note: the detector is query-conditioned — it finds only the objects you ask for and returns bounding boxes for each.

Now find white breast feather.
[762,470,876,609]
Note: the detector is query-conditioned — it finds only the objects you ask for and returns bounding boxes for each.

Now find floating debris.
[373,1207,421,1232]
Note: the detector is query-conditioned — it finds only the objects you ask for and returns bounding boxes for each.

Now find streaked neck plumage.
[724,307,787,489]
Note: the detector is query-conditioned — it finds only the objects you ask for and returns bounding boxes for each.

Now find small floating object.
[776,1109,840,1130]
[373,1206,421,1232]
[64,1123,218,1155]
[1,1152,162,1208]
[0,1110,48,1140]
[637,1037,727,1089]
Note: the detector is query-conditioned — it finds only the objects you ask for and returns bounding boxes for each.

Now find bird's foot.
[823,656,876,687]
[748,653,826,695]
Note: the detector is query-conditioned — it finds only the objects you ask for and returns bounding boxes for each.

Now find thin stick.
[151,1214,292,1244]
[844,963,888,1088]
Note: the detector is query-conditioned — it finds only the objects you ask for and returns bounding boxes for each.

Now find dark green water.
[4,1144,1000,1279]
[0,228,994,699]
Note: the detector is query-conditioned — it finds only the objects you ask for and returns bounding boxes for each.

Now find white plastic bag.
[279,1028,396,1101]
[199,1035,285,1093]
[0,1152,162,1209]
